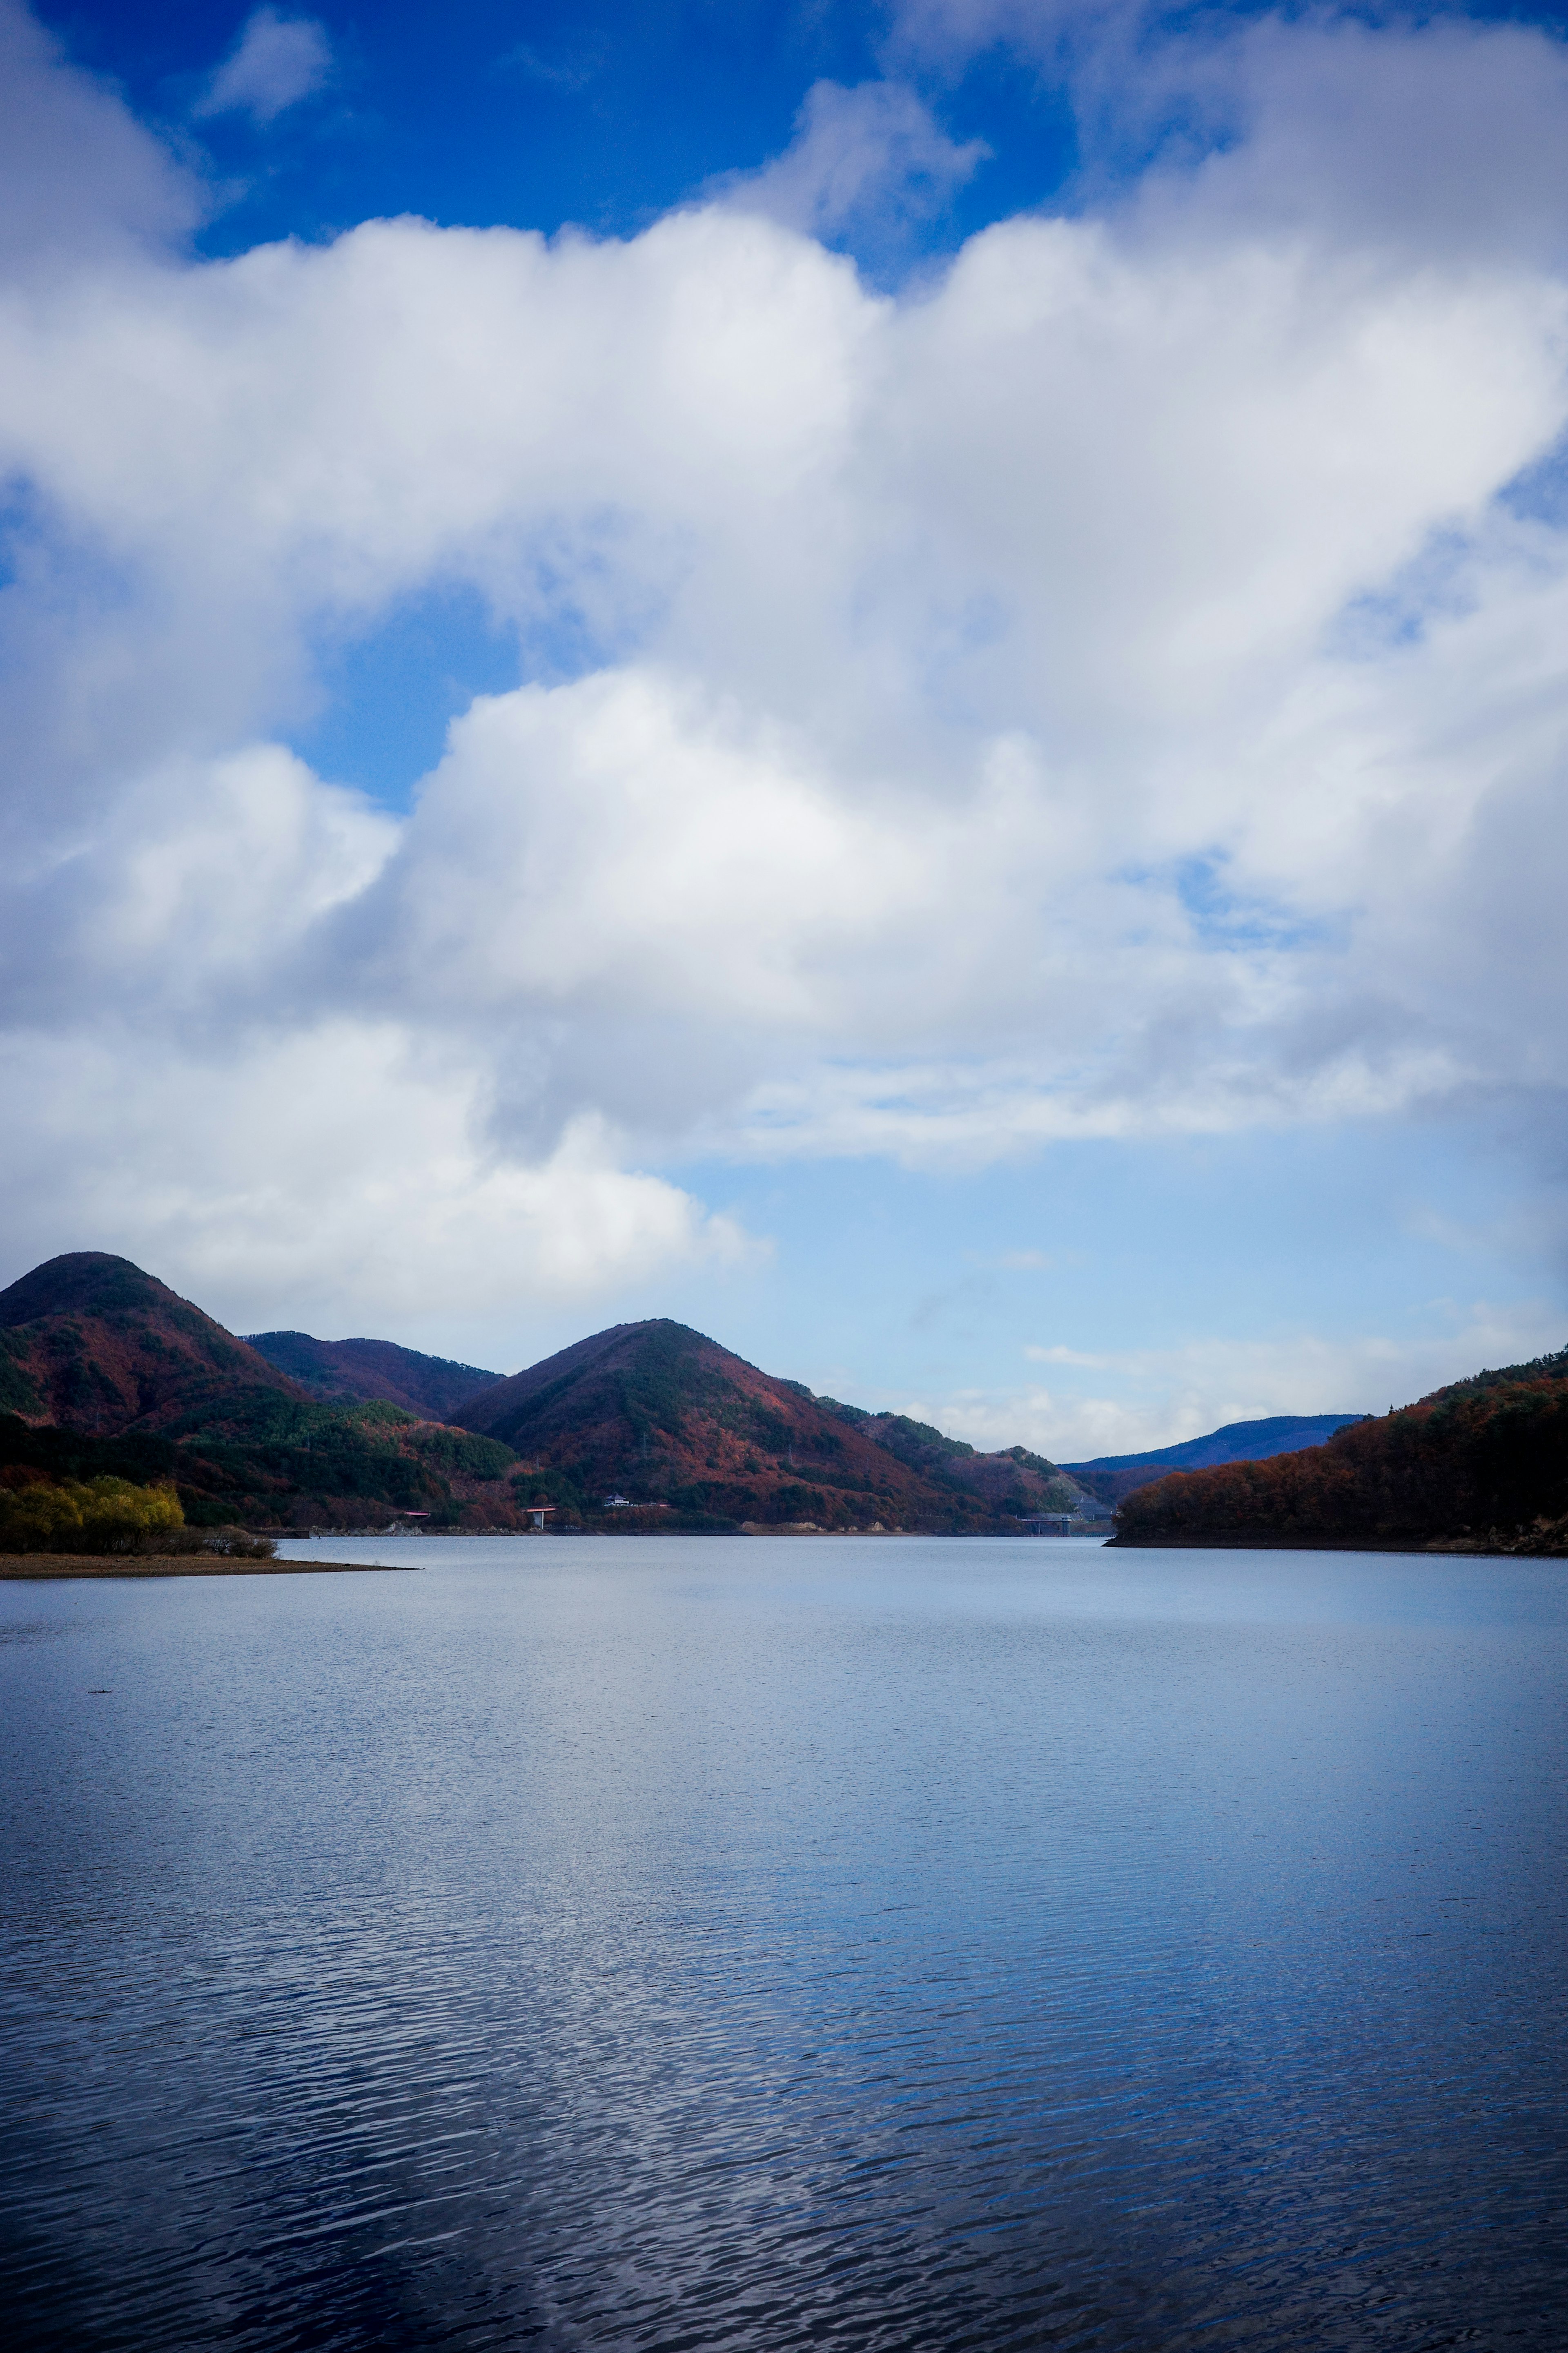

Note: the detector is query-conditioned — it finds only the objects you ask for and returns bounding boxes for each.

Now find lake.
[1,1535,1564,2351]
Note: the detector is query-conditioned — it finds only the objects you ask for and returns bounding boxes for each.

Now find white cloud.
[0,0,198,271]
[4,746,396,1027]
[195,8,331,125]
[2,4,1568,1337]
[0,1021,749,1358]
[383,669,937,1025]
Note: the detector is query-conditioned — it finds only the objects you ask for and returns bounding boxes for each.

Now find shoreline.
[0,1554,415,1579]
[1103,1533,1566,1557]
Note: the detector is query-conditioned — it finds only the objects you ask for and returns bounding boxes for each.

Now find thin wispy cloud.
[715,78,989,267]
[922,1302,1568,1457]
[194,7,331,124]
[496,40,605,94]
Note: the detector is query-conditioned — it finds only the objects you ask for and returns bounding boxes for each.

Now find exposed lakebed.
[2,1536,1564,2350]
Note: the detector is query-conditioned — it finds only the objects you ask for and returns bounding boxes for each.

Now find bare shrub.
[135,1524,276,1559]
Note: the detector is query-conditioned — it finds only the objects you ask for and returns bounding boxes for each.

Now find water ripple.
[1,1538,1564,2350]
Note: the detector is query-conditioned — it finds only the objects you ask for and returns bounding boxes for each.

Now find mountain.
[0,1253,523,1534]
[824,1403,1108,1518]
[0,1255,1083,1537]
[244,1330,502,1418]
[452,1318,1082,1532]
[0,1252,306,1434]
[1067,1414,1366,1508]
[1109,1349,1568,1552]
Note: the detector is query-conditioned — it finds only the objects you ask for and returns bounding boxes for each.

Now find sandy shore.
[0,1554,416,1579]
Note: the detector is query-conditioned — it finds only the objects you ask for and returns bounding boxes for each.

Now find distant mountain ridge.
[245,1330,503,1419]
[1067,1414,1366,1507]
[1111,1349,1568,1552]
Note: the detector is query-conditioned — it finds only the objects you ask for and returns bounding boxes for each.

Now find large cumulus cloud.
[3,0,1568,1349]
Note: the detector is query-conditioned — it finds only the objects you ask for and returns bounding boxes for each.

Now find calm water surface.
[1,1536,1564,2351]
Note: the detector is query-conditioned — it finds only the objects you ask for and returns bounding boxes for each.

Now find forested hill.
[1110,1349,1568,1553]
[0,1252,305,1433]
[0,1256,1085,1536]
[245,1329,502,1419]
[452,1318,1082,1532]
[0,1252,522,1533]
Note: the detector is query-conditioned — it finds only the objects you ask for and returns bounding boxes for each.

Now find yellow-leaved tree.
[0,1480,85,1552]
[0,1474,183,1554]
[76,1476,184,1552]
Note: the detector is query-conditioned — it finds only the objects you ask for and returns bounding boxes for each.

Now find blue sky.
[4,0,1568,1454]
[43,2,1078,261]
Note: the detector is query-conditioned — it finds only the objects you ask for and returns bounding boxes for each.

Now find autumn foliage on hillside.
[0,1251,305,1432]
[456,1319,1078,1532]
[1114,1354,1568,1550]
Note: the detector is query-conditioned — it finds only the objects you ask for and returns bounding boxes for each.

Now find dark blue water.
[1,1536,1564,2352]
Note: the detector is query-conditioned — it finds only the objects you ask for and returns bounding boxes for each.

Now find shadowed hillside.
[453,1319,1080,1532]
[0,1401,521,1535]
[820,1403,1098,1518]
[1110,1350,1568,1552]
[245,1330,502,1418]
